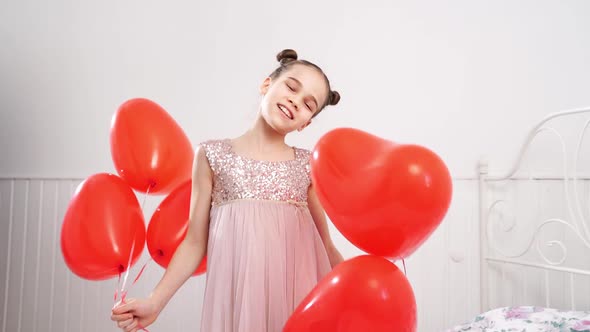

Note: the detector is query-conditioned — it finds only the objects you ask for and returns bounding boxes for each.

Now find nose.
[288,98,299,111]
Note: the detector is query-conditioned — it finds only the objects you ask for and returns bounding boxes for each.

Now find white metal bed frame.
[478,107,590,313]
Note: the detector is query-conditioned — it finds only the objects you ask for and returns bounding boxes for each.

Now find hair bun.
[329,91,341,106]
[276,49,298,65]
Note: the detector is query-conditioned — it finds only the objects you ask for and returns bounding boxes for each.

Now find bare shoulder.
[194,145,209,164]
[197,138,230,173]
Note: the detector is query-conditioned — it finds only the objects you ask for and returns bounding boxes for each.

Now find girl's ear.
[259,77,272,95]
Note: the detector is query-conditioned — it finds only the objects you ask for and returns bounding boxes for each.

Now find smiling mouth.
[278,104,294,120]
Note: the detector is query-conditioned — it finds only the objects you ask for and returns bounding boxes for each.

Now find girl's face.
[259,64,328,135]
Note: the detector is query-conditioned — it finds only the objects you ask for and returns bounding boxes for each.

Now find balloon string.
[116,183,152,302]
[114,273,122,304]
[402,259,407,276]
[128,257,152,293]
[111,183,154,331]
[113,254,152,331]
[130,182,152,294]
[120,182,151,297]
[127,184,153,331]
[116,258,152,303]
[141,183,153,211]
[120,237,137,298]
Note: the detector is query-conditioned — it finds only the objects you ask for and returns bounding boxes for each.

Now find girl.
[111,49,344,332]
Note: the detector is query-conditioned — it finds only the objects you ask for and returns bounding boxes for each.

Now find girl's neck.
[234,114,290,155]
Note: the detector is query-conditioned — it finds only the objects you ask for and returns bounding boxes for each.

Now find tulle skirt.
[200,200,332,332]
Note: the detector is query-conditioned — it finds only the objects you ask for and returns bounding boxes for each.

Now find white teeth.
[278,105,293,119]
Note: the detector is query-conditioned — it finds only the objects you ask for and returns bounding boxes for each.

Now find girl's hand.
[111,297,160,332]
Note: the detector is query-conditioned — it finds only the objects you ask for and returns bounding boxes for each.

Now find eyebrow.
[287,76,319,109]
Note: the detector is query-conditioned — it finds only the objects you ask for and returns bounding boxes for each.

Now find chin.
[261,108,298,134]
[260,117,284,135]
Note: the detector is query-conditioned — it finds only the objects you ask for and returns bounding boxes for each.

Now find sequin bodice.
[200,139,312,206]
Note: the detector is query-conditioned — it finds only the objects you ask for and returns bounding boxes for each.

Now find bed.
[446,108,590,331]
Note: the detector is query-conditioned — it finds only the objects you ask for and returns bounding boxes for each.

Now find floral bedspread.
[444,306,590,331]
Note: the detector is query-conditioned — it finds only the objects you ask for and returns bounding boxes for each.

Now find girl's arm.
[307,184,344,268]
[149,145,213,311]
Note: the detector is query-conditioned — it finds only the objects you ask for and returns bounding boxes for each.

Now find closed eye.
[286,83,295,92]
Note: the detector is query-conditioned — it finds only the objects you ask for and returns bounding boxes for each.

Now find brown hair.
[268,49,340,117]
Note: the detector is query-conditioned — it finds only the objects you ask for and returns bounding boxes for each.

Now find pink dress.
[199,139,332,332]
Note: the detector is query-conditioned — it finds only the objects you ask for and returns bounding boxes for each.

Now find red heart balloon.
[283,255,416,332]
[147,180,207,276]
[110,98,194,195]
[60,173,146,280]
[311,128,452,259]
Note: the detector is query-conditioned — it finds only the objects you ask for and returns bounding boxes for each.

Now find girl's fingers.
[117,318,133,328]
[124,318,138,332]
[111,313,133,322]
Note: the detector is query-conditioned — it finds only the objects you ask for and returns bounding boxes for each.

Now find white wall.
[2,0,590,179]
[2,0,590,331]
